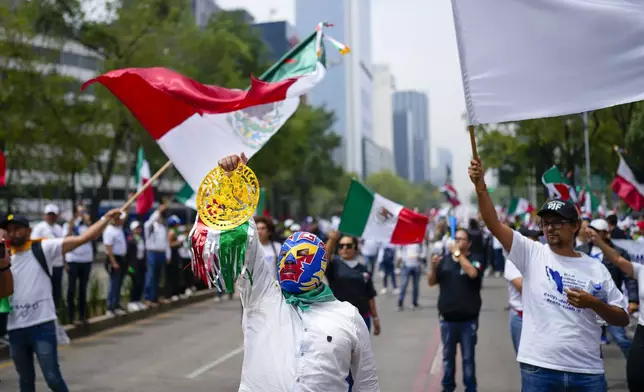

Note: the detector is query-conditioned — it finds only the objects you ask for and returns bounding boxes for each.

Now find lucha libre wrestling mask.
[277,232,328,294]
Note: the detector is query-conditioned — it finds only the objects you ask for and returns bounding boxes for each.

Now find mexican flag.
[339,180,428,245]
[612,152,644,211]
[507,198,534,216]
[83,24,344,193]
[541,166,576,201]
[440,184,461,207]
[135,147,154,215]
[580,186,600,215]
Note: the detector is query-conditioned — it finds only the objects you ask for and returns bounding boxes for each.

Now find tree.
[365,171,442,210]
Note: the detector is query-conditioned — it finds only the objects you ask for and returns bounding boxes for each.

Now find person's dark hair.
[339,234,359,251]
[254,216,275,234]
[468,219,479,230]
[606,215,618,226]
[455,228,470,241]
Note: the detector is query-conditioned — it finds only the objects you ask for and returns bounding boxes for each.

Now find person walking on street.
[428,228,483,392]
[397,242,425,311]
[62,205,94,325]
[30,204,65,311]
[143,203,170,306]
[584,227,644,392]
[165,215,182,301]
[377,243,398,295]
[576,218,638,358]
[469,158,629,392]
[3,209,121,392]
[126,221,147,312]
[104,215,128,316]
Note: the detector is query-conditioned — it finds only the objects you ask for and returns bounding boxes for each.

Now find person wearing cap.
[469,159,629,391]
[126,221,147,311]
[576,218,638,359]
[31,204,65,310]
[2,208,121,392]
[503,227,542,355]
[584,226,644,392]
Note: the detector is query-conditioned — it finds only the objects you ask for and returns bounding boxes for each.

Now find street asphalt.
[0,273,632,391]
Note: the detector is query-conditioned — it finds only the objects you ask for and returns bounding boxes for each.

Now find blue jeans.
[8,321,69,392]
[51,266,64,310]
[144,251,166,302]
[509,310,523,354]
[520,363,607,392]
[107,259,125,311]
[364,254,377,276]
[493,249,504,272]
[398,265,420,307]
[440,319,478,392]
[605,324,631,358]
[382,261,397,289]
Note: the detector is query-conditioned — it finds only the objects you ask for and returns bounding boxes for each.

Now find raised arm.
[62,209,122,255]
[586,229,634,278]
[325,230,340,259]
[469,159,514,252]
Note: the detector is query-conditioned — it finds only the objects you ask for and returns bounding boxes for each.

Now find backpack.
[381,247,396,264]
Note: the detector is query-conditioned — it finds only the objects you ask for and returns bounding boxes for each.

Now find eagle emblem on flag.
[226,102,286,149]
[376,206,394,224]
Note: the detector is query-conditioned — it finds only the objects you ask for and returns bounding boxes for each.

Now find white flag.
[451,0,644,124]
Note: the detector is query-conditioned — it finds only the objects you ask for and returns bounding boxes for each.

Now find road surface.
[0,275,631,391]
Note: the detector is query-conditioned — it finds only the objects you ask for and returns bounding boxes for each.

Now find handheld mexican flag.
[135,147,154,215]
[339,180,428,245]
[507,198,534,216]
[611,149,644,211]
[580,186,599,215]
[541,166,577,202]
[83,23,347,195]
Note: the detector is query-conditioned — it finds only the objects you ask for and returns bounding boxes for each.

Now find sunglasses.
[338,243,355,249]
[539,220,572,229]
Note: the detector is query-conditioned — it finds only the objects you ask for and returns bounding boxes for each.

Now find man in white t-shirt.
[31,204,65,309]
[470,159,629,391]
[504,227,542,354]
[104,216,128,316]
[2,209,121,392]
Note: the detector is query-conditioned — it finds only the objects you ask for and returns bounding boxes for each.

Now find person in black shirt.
[428,228,483,392]
[325,231,381,334]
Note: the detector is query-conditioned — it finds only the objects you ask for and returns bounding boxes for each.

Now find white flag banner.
[612,239,644,264]
[451,0,644,125]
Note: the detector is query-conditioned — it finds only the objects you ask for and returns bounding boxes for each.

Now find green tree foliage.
[365,171,442,210]
[0,0,342,218]
[472,102,643,206]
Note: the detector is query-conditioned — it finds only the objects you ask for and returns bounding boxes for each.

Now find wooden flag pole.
[468,125,479,160]
[120,160,174,213]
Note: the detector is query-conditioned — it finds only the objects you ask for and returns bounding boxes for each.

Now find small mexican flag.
[83,24,346,193]
[175,182,196,210]
[135,147,154,215]
[339,180,428,245]
[541,166,577,201]
[507,198,534,216]
[580,186,599,214]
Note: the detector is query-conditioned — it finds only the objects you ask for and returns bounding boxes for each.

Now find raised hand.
[218,153,249,173]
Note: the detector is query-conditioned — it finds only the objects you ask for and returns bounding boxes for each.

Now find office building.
[296,0,373,178]
[393,91,430,184]
[253,21,300,62]
[393,111,413,181]
[192,0,222,27]
[371,64,395,172]
[430,147,453,186]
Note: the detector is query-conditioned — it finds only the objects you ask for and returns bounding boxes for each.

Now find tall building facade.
[296,0,373,178]
[431,147,453,186]
[393,91,430,184]
[371,64,395,172]
[253,21,300,62]
[393,111,413,181]
[192,0,222,27]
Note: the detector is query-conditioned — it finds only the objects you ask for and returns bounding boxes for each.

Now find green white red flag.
[135,147,154,215]
[541,166,577,202]
[507,198,534,216]
[84,24,348,198]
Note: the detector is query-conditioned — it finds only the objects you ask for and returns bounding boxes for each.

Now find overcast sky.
[217,0,472,201]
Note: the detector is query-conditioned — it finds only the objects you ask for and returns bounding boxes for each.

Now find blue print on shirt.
[546,267,564,294]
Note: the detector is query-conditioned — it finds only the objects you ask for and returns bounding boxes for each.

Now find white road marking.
[186,345,244,379]
[430,343,442,375]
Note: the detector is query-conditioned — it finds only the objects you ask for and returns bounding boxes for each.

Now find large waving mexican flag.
[83,24,345,198]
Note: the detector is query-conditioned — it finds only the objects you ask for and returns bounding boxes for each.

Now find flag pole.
[582,112,591,184]
[120,160,173,213]
[468,125,479,159]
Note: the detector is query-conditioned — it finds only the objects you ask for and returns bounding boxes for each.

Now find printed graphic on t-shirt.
[460,260,481,275]
[543,266,593,314]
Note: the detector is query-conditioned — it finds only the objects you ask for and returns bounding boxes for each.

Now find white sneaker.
[379,288,389,295]
[393,288,400,295]
[185,288,193,297]
[105,310,116,318]
[171,295,179,302]
[494,271,502,278]
[214,297,222,303]
[137,302,148,310]
[127,302,140,312]
[115,309,128,316]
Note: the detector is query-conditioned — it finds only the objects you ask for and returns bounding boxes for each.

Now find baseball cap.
[129,221,141,231]
[589,219,609,232]
[44,204,59,215]
[537,199,580,221]
[0,214,30,230]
